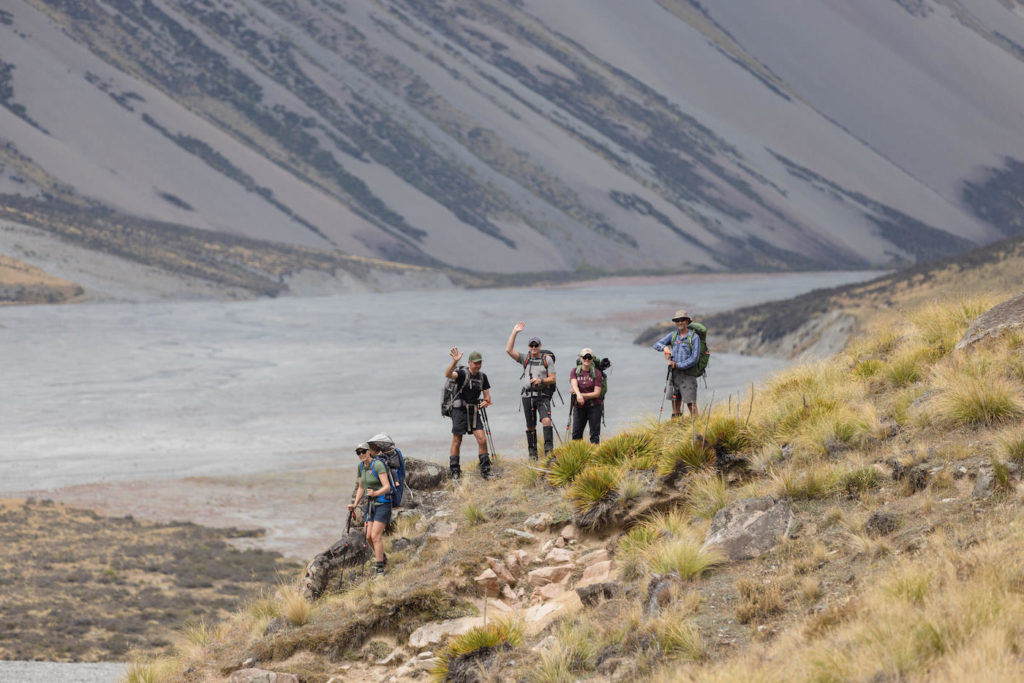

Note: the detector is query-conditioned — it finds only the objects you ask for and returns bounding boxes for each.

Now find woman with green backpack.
[569,347,605,444]
[348,442,392,579]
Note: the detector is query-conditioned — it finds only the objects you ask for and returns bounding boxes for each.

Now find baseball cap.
[579,347,594,358]
[468,351,483,363]
[528,336,542,345]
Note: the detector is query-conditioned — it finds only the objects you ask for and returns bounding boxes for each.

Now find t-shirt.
[455,367,490,406]
[358,459,389,503]
[572,367,603,405]
[512,350,555,392]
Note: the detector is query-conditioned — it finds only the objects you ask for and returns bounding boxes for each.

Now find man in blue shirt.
[653,309,700,419]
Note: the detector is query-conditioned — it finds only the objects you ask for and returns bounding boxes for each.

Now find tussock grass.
[685,471,729,520]
[277,585,311,627]
[735,578,785,624]
[703,415,749,453]
[593,432,657,468]
[906,296,1000,354]
[649,536,722,580]
[616,473,646,505]
[839,466,882,497]
[999,429,1024,466]
[432,619,523,680]
[928,356,1023,426]
[657,439,714,478]
[123,658,178,683]
[771,461,843,500]
[567,465,621,515]
[462,502,487,525]
[649,607,705,661]
[546,440,594,487]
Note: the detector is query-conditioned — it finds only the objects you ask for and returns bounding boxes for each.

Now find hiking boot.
[526,430,538,461]
[372,561,386,581]
[543,426,554,458]
[449,456,462,481]
[478,452,492,479]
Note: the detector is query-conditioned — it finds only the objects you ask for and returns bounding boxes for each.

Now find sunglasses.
[582,355,593,360]
[528,342,540,348]
[673,318,689,323]
[356,449,368,455]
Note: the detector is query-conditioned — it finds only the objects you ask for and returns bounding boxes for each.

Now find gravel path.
[0,661,126,682]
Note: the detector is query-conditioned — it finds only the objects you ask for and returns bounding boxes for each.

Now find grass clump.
[462,502,487,525]
[1000,430,1024,466]
[840,466,882,497]
[685,471,729,520]
[546,440,594,487]
[704,415,749,453]
[929,358,1023,426]
[593,432,657,468]
[432,619,523,680]
[657,439,714,478]
[735,578,785,624]
[649,536,722,580]
[771,462,842,500]
[277,585,311,627]
[567,466,621,516]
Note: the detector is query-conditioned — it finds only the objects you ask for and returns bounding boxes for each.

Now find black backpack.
[441,366,470,417]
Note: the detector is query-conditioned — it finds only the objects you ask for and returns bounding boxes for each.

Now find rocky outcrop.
[702,497,793,562]
[957,291,1024,349]
[300,530,369,600]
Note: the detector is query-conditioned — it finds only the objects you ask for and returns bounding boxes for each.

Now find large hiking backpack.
[574,355,611,399]
[441,366,470,417]
[521,349,556,397]
[672,322,710,378]
[366,433,408,508]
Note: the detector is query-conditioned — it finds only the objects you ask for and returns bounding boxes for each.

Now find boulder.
[702,496,793,562]
[404,458,449,490]
[474,568,502,597]
[504,549,532,578]
[504,528,536,542]
[544,548,574,566]
[408,617,482,649]
[528,564,573,587]
[644,573,685,616]
[578,548,609,567]
[536,582,566,601]
[578,560,613,587]
[956,291,1024,349]
[560,524,578,541]
[486,557,517,586]
[501,584,518,603]
[231,670,299,683]
[973,467,995,499]
[525,512,553,531]
[575,581,622,606]
[300,530,368,600]
[524,591,583,635]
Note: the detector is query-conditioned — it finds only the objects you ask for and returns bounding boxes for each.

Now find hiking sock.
[526,430,538,461]
[374,560,385,575]
[449,455,462,480]
[671,412,682,420]
[543,426,554,457]
[478,452,491,479]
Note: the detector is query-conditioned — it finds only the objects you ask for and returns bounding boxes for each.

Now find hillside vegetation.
[0,253,82,304]
[125,291,1024,682]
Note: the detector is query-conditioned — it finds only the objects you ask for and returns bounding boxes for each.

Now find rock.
[578,560,613,587]
[973,468,995,499]
[501,584,518,603]
[417,651,435,659]
[527,564,573,587]
[702,496,793,562]
[391,537,415,552]
[544,547,574,565]
[486,557,517,586]
[505,549,532,577]
[404,458,449,490]
[474,568,503,597]
[525,512,553,531]
[523,591,583,635]
[429,521,458,540]
[504,528,536,542]
[560,524,578,541]
[954,466,969,479]
[554,537,566,548]
[644,573,685,616]
[957,291,1024,349]
[575,581,622,606]
[379,649,403,665]
[865,510,899,537]
[536,582,566,601]
[300,530,369,600]
[579,548,609,567]
[230,669,299,683]
[906,465,930,493]
[409,617,482,649]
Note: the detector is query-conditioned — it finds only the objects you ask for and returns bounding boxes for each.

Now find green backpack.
[672,322,710,377]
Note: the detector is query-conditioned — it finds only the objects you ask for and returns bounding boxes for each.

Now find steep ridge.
[1,0,1021,278]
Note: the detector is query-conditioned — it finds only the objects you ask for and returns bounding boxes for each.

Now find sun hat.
[672,309,691,322]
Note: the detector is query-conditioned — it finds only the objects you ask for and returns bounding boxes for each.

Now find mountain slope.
[1,0,1022,277]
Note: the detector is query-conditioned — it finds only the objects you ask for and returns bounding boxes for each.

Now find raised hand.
[513,321,526,333]
[450,347,463,362]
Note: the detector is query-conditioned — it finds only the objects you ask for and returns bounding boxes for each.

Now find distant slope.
[0,252,82,304]
[1,0,1022,278]
[636,234,1024,357]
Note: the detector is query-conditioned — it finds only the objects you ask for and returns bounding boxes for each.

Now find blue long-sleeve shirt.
[653,329,701,370]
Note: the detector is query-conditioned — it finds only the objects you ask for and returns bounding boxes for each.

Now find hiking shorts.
[368,501,392,525]
[451,404,484,435]
[670,369,698,404]
[522,393,552,429]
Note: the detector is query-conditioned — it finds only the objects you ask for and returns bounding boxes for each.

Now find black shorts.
[368,502,392,525]
[451,404,484,435]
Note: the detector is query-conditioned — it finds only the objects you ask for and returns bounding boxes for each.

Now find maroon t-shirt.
[572,367,603,405]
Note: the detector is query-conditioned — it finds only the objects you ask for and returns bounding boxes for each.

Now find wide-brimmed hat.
[672,309,691,322]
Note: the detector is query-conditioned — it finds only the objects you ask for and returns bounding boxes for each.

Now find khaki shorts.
[670,370,698,404]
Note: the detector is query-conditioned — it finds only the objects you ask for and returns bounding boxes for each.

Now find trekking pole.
[658,366,671,423]
[480,405,496,457]
[564,399,574,443]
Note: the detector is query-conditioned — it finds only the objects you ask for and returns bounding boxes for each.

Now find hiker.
[348,441,392,578]
[569,348,604,444]
[443,347,493,480]
[506,321,557,460]
[653,309,700,419]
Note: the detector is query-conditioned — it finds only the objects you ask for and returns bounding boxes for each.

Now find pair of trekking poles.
[468,402,497,458]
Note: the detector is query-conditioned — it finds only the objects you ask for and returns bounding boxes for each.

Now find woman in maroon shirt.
[569,347,604,445]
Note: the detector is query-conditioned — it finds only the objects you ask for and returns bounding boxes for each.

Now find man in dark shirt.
[505,321,557,461]
[443,347,492,479]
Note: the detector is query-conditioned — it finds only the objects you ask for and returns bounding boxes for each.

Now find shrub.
[649,537,722,580]
[546,440,594,487]
[567,466,621,516]
[433,619,523,679]
[840,466,881,497]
